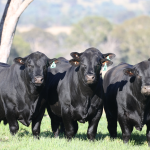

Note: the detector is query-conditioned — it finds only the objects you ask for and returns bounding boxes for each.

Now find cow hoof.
[54,135,59,138]
[123,140,129,144]
[53,131,59,138]
[67,138,72,142]
[33,135,40,140]
[110,136,117,140]
[89,139,94,142]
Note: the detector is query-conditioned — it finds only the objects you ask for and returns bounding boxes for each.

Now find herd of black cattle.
[0,47,150,146]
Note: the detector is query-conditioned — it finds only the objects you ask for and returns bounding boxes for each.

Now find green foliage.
[8,35,31,65]
[111,16,150,64]
[8,15,150,66]
[22,28,57,43]
[66,16,113,48]
[0,114,149,149]
[21,27,61,58]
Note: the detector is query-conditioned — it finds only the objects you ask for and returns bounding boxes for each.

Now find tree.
[0,0,34,63]
[8,34,31,64]
[111,16,150,64]
[67,16,113,49]
[21,27,59,57]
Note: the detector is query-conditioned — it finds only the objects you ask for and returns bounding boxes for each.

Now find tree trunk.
[0,0,34,63]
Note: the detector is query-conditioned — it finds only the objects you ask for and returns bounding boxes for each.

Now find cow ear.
[123,68,139,77]
[14,57,26,65]
[48,58,58,66]
[70,52,83,59]
[103,53,116,60]
[69,59,80,66]
[101,58,113,67]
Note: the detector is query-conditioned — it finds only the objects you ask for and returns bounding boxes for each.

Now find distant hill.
[0,0,150,28]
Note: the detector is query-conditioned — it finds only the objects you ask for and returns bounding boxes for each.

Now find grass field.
[0,113,149,150]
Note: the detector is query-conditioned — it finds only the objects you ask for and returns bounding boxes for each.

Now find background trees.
[1,1,149,66]
[7,15,150,66]
[66,16,113,48]
[111,16,150,64]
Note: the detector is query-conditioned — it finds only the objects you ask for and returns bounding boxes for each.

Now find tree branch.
[15,0,34,17]
[0,0,34,63]
[0,0,11,45]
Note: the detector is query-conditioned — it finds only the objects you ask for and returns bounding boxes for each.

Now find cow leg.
[6,111,19,135]
[62,107,77,140]
[59,121,65,134]
[51,120,65,137]
[106,111,117,138]
[73,121,78,135]
[51,119,60,137]
[32,107,45,139]
[47,105,62,137]
[119,119,133,143]
[87,109,103,141]
[146,124,150,146]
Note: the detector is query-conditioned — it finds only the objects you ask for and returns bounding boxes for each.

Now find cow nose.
[86,74,95,82]
[141,86,150,95]
[34,76,44,84]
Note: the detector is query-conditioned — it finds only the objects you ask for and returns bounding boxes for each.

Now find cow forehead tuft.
[84,47,102,55]
[29,52,46,59]
[135,60,150,75]
[26,52,48,65]
[81,50,102,60]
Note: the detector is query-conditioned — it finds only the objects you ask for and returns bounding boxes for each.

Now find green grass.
[0,113,149,150]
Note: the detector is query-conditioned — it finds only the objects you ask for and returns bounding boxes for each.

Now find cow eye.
[28,64,33,68]
[82,64,86,68]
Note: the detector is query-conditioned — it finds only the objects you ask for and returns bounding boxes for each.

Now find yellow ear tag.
[50,62,56,68]
[102,56,110,71]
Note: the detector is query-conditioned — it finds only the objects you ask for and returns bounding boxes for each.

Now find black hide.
[103,60,150,145]
[33,47,115,140]
[0,51,55,136]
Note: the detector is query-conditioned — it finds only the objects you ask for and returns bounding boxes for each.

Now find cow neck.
[130,76,148,123]
[130,76,147,105]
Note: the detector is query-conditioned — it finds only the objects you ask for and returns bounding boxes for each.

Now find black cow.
[0,51,55,136]
[32,57,71,138]
[103,60,150,145]
[33,47,115,140]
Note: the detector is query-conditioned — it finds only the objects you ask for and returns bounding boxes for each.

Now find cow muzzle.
[141,86,150,96]
[86,74,95,84]
[34,76,44,84]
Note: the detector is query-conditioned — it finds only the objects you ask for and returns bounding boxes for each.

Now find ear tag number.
[50,62,56,68]
[102,56,110,71]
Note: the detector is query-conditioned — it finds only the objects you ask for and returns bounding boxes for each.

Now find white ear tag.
[50,62,56,68]
[102,56,110,71]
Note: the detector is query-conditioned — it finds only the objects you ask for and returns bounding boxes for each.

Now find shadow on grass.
[17,128,54,138]
[16,129,147,146]
[112,132,147,146]
[17,129,31,137]
[40,131,147,145]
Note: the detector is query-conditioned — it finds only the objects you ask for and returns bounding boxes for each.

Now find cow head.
[14,51,57,86]
[69,47,115,85]
[124,60,150,96]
